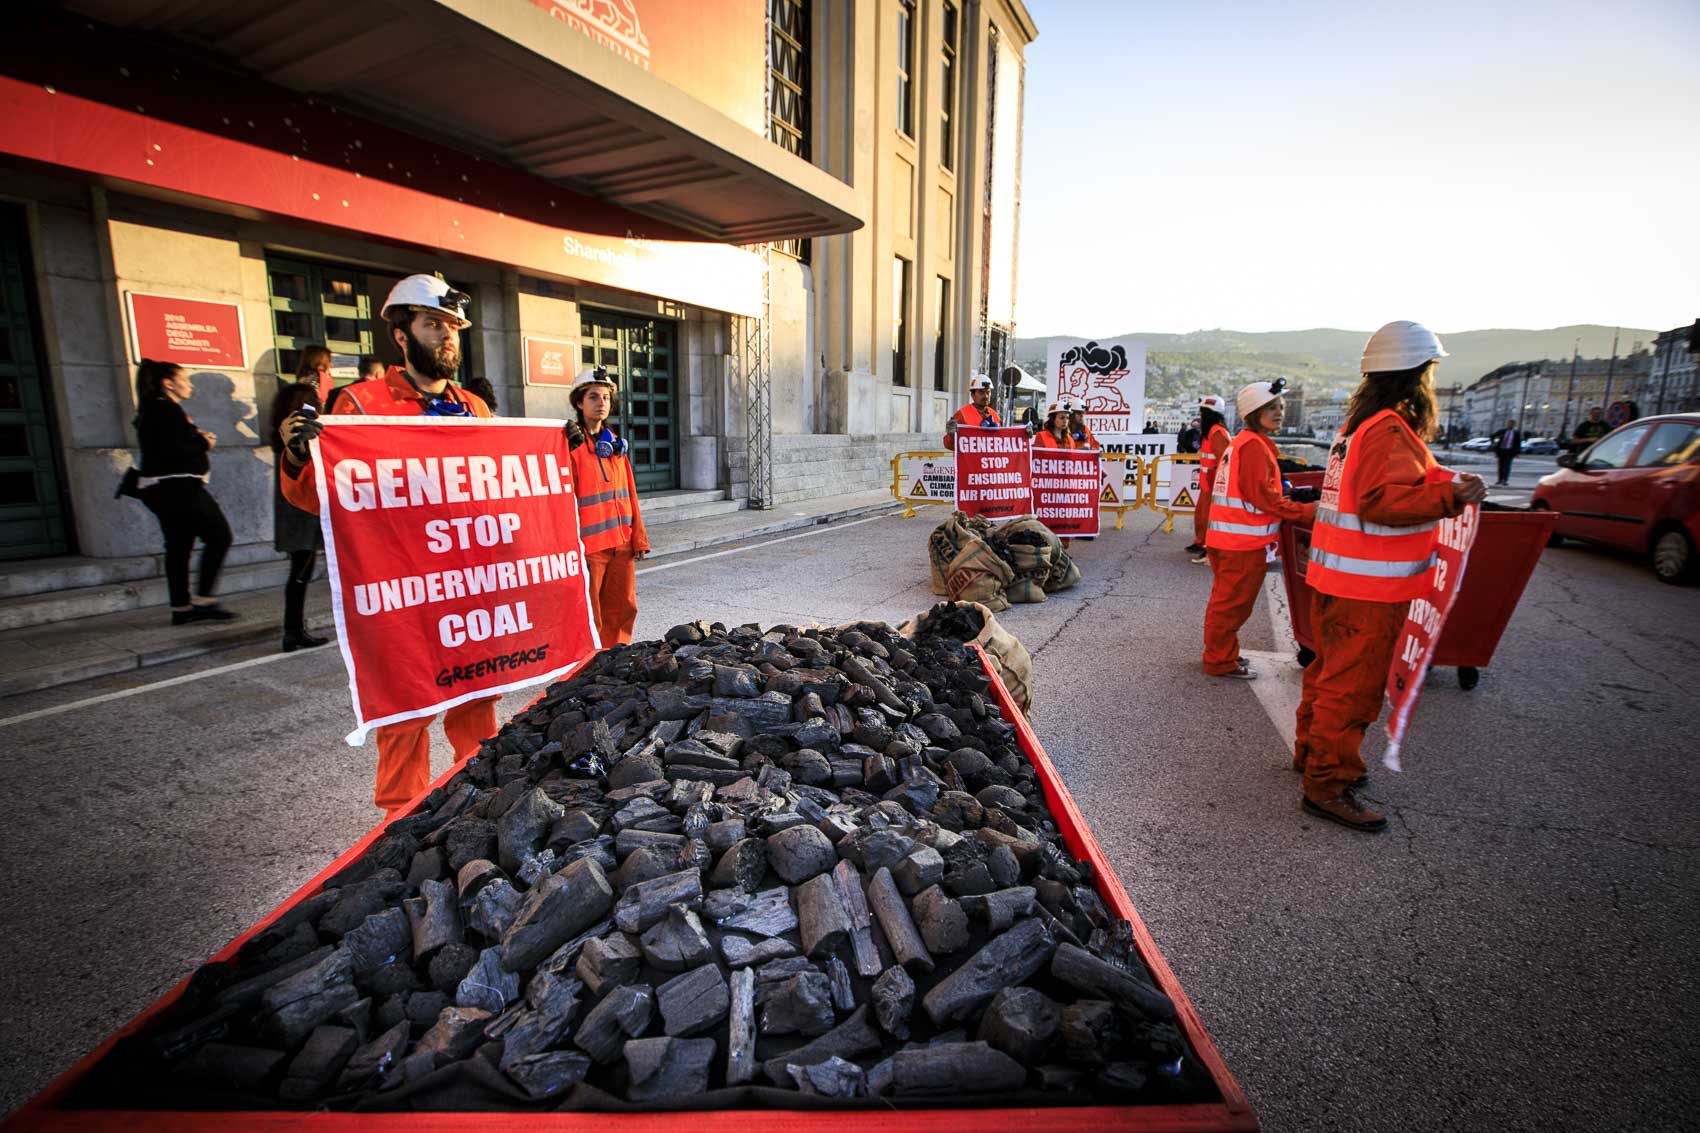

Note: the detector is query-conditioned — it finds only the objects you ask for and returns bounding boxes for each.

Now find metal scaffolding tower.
[739,244,775,510]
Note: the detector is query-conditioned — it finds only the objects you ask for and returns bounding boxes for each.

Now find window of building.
[892,257,911,387]
[767,0,811,262]
[933,276,950,391]
[896,0,916,139]
[266,256,469,384]
[940,1,958,171]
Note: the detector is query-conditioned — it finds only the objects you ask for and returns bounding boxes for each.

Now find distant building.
[1462,351,1653,438]
[1641,323,1699,415]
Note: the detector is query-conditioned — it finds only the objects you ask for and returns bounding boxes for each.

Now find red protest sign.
[1031,447,1101,537]
[313,418,600,744]
[1384,468,1480,770]
[125,291,248,368]
[953,427,1032,520]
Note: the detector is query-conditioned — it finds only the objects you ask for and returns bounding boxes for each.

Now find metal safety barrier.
[890,450,1145,530]
[1145,452,1202,534]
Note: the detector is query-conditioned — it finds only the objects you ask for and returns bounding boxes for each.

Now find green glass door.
[0,206,69,559]
[580,309,678,493]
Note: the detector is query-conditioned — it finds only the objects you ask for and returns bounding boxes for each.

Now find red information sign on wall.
[312,417,601,745]
[124,292,248,369]
[1383,469,1479,770]
[524,336,578,386]
[1032,448,1101,537]
[954,427,1033,520]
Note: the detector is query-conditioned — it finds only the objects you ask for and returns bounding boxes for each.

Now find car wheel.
[1651,525,1698,586]
[1532,500,1563,547]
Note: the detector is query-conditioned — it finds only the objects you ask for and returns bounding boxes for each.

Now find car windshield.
[1581,424,1651,470]
[1634,422,1700,467]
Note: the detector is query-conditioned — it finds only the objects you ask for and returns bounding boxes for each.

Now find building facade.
[1641,322,1700,416]
[1461,351,1653,439]
[0,0,1035,574]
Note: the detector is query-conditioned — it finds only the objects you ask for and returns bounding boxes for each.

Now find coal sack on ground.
[76,612,1215,1113]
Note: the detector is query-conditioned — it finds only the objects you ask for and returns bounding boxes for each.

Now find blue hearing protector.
[594,427,628,459]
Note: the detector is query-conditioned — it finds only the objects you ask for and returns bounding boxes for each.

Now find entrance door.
[580,309,678,492]
[0,206,70,559]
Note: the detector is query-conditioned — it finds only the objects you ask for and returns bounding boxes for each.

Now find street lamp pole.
[1559,340,1580,440]
[1601,327,1621,414]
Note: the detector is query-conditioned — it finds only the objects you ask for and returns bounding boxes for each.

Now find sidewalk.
[0,488,898,699]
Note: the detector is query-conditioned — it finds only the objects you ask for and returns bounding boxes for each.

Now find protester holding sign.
[1293,321,1487,832]
[567,366,650,646]
[1201,381,1313,680]
[1032,400,1087,450]
[278,273,501,817]
[1067,399,1100,448]
[1188,395,1232,561]
[945,373,1002,448]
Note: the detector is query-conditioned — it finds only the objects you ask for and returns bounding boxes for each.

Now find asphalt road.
[0,486,1694,1131]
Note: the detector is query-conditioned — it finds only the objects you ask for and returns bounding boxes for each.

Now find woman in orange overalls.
[1188,395,1232,562]
[568,366,650,646]
[1032,400,1086,451]
[1201,381,1314,680]
[1293,322,1487,831]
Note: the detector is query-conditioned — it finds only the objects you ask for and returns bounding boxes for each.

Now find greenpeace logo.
[436,643,552,688]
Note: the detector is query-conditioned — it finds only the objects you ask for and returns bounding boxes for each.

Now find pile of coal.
[84,619,1212,1112]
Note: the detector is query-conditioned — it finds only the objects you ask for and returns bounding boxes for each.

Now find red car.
[1532,413,1700,584]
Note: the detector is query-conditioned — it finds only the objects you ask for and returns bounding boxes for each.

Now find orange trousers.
[1193,488,1211,546]
[374,697,498,815]
[1294,591,1408,802]
[1202,548,1266,674]
[587,547,639,646]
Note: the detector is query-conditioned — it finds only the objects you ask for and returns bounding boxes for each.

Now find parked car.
[1522,437,1560,455]
[1460,436,1492,450]
[1532,413,1700,584]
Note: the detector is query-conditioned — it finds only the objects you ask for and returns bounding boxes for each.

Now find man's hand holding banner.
[312,417,600,745]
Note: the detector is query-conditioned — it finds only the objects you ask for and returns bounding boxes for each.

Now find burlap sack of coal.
[902,600,1034,714]
[944,539,1013,612]
[927,510,992,595]
[991,516,1079,595]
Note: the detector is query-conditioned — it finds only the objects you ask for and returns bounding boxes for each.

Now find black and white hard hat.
[381,274,471,329]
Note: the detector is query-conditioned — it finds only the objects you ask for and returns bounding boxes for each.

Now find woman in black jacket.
[133,359,235,625]
[268,348,332,651]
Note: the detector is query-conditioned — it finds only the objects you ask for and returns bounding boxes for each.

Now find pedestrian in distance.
[131,360,236,626]
[1570,406,1607,454]
[1178,416,1202,454]
[267,347,333,653]
[945,373,1001,447]
[1200,381,1314,680]
[1187,396,1232,561]
[567,366,650,647]
[462,376,498,414]
[1293,321,1487,832]
[1490,417,1521,485]
[277,273,496,819]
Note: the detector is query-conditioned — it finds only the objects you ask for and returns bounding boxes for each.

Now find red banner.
[125,292,248,369]
[1384,468,1480,770]
[953,427,1033,520]
[1031,448,1101,537]
[312,418,601,745]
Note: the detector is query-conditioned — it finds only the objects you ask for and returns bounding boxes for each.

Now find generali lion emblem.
[534,0,652,68]
[1057,342,1131,418]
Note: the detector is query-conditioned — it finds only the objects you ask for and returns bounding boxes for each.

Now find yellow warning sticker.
[911,480,927,497]
[1172,487,1195,508]
[1100,484,1118,503]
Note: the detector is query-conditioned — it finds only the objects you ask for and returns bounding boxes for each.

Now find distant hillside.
[1014,325,1659,392]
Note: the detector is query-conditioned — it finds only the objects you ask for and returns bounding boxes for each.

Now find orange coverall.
[1202,433,1314,674]
[945,404,1002,448]
[1294,417,1463,801]
[281,368,499,816]
[1194,425,1232,547]
[568,438,649,646]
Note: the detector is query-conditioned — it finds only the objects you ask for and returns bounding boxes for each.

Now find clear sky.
[1014,0,1700,336]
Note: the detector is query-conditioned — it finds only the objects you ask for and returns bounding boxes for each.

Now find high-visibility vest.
[1205,432,1281,550]
[1199,424,1232,486]
[1031,429,1086,450]
[333,368,489,418]
[569,439,641,554]
[1307,409,1439,601]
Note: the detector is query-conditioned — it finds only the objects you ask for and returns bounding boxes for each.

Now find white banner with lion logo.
[1047,337,1150,490]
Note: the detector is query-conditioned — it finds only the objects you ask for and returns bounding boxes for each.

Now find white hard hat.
[570,366,617,404]
[968,373,993,391]
[381,274,471,329]
[1044,400,1070,420]
[1360,320,1447,374]
[1237,379,1288,422]
[1199,395,1227,415]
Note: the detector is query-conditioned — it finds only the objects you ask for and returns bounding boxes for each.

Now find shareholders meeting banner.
[312,418,601,745]
[1032,448,1101,537]
[953,427,1032,520]
[1383,469,1480,771]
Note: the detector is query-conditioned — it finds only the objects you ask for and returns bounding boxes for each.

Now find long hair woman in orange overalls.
[568,366,650,646]
[1188,395,1232,562]
[1201,381,1315,680]
[1293,322,1487,831]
